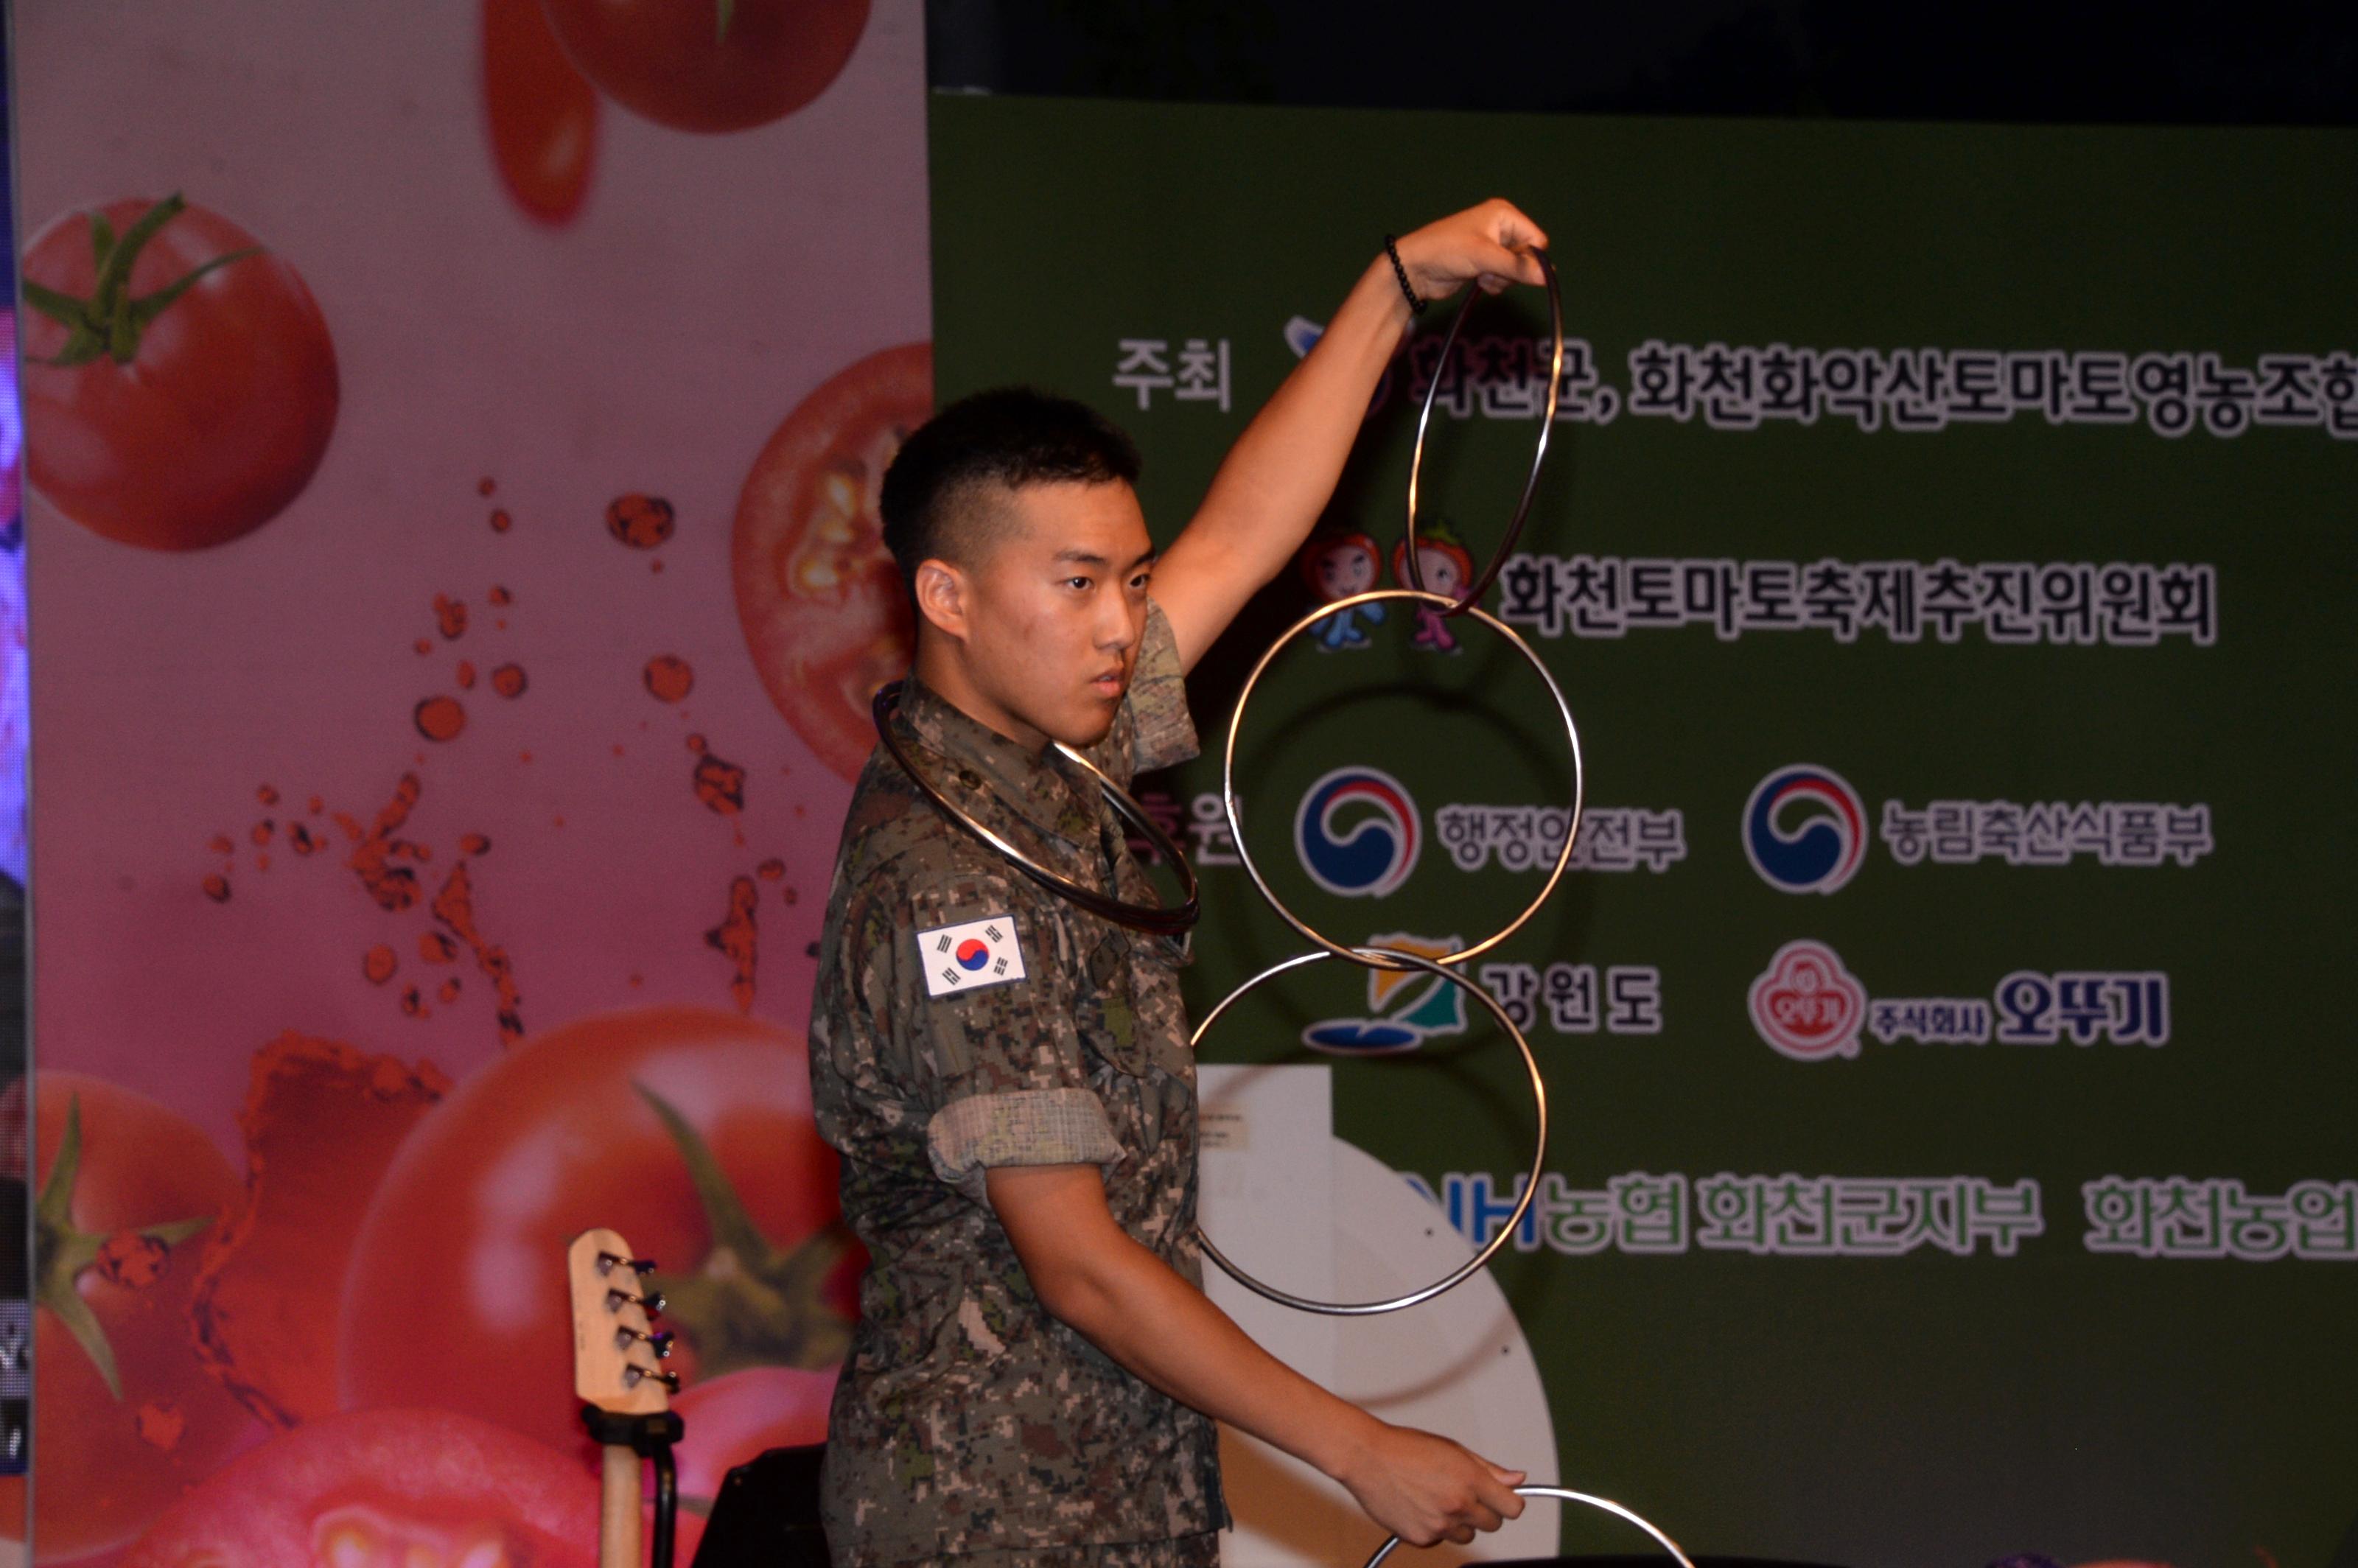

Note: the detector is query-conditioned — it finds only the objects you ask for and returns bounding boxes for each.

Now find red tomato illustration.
[337,1007,856,1457]
[671,1363,838,1505]
[485,0,601,224]
[19,196,338,550]
[732,342,928,780]
[0,1074,253,1561]
[121,1407,606,1567]
[540,0,871,133]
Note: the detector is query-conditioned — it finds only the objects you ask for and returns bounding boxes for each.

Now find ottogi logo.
[1294,766,1421,897]
[1743,764,1867,895]
[1748,940,1867,1060]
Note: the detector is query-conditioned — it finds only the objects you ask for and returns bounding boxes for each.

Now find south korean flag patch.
[918,914,1028,998]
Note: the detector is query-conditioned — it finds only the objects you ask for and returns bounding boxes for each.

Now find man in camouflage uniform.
[810,203,1551,1568]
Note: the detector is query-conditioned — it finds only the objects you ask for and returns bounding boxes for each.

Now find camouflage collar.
[892,676,1106,861]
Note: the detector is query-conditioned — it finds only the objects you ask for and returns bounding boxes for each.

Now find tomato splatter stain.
[693,752,747,817]
[414,696,466,742]
[203,874,231,903]
[349,774,425,912]
[460,833,491,855]
[489,584,513,606]
[419,931,457,965]
[704,875,759,1014]
[432,861,525,1043]
[254,852,273,872]
[490,507,513,533]
[606,493,675,548]
[651,559,665,574]
[686,732,707,755]
[519,749,534,764]
[401,987,427,1018]
[491,663,528,698]
[456,660,477,690]
[251,821,274,846]
[363,945,398,984]
[209,834,234,857]
[438,979,463,1004]
[192,1032,449,1427]
[433,594,468,640]
[135,1403,186,1452]
[478,477,497,497]
[98,1231,172,1289]
[413,638,433,656]
[256,785,280,806]
[288,823,321,856]
[757,858,786,881]
[644,654,694,702]
[783,885,800,906]
[309,795,324,814]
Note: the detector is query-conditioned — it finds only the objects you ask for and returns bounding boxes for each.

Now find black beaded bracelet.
[1382,234,1428,317]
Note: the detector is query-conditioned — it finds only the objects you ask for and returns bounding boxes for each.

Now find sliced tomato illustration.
[541,0,871,133]
[732,342,928,780]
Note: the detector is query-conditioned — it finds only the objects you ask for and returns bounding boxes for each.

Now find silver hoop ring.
[1405,245,1563,615]
[873,682,1200,936]
[1194,946,1545,1316]
[1362,1485,1698,1568]
[1222,589,1583,971]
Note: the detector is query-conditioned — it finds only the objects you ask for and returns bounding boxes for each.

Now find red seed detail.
[489,508,513,533]
[643,655,694,703]
[455,661,477,690]
[203,875,232,903]
[491,664,528,699]
[605,494,675,549]
[414,697,466,742]
[433,595,467,640]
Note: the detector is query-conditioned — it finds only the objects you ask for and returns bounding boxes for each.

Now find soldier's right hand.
[1333,1420,1528,1547]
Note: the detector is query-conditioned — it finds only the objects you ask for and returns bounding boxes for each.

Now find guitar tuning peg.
[606,1286,665,1317]
[596,1251,660,1276]
[622,1362,681,1393]
[613,1326,676,1359]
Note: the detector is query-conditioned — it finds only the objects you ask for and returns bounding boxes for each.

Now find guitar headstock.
[568,1227,679,1414]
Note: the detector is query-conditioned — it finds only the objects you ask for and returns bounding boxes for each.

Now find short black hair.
[879,387,1141,602]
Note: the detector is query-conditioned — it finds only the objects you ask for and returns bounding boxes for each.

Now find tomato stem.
[20,192,266,370]
[716,0,735,45]
[33,1094,217,1401]
[634,1083,853,1380]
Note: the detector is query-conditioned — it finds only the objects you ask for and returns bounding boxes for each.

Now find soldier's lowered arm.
[985,1161,1527,1551]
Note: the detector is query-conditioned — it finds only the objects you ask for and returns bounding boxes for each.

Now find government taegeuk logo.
[1743,764,1867,895]
[1748,939,1868,1060]
[1294,766,1421,897]
[1301,932,1468,1054]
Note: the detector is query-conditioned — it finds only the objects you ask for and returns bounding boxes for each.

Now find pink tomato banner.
[10,2,928,1560]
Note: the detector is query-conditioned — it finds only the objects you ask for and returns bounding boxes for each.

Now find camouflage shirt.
[810,601,1225,1567]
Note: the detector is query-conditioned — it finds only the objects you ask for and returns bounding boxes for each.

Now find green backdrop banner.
[930,97,2358,1567]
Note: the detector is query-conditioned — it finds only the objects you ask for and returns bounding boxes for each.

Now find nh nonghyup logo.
[1743,764,1867,895]
[1294,766,1421,897]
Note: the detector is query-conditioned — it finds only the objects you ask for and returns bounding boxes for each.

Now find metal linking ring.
[1405,245,1563,615]
[1194,947,1545,1316]
[1361,1485,1698,1568]
[872,682,1200,936]
[1222,589,1583,972]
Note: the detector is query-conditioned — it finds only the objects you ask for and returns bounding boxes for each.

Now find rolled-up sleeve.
[1126,598,1200,777]
[882,872,1121,1203]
